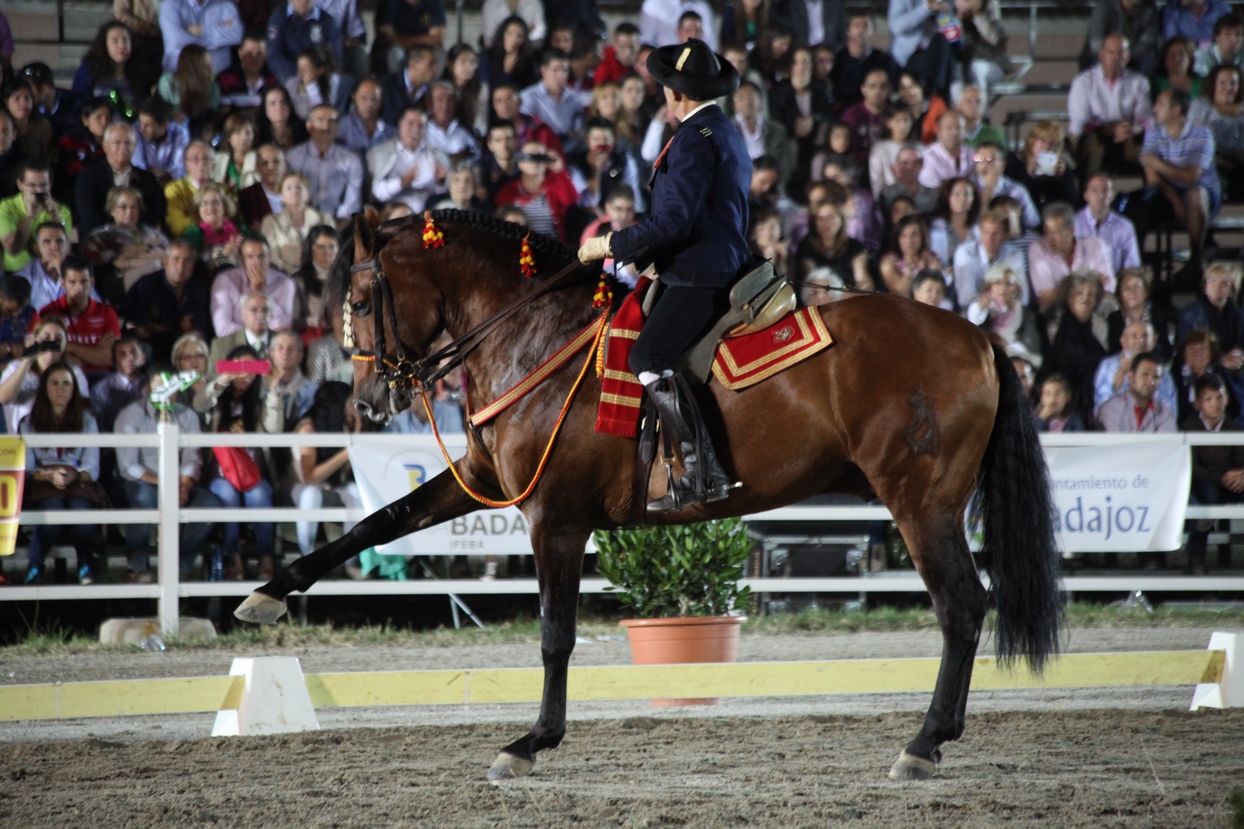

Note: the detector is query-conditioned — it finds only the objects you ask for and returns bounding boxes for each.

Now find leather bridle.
[347,251,595,393]
[348,257,417,391]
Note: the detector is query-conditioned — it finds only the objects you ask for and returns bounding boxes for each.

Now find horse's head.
[343,210,447,423]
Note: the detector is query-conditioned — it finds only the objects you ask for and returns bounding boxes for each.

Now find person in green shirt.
[958,86,1008,149]
[0,162,74,272]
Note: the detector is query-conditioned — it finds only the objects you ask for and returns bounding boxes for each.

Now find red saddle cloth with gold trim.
[595,279,834,438]
[711,306,833,389]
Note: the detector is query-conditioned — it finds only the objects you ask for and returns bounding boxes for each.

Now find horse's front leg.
[234,468,482,624]
[488,522,590,781]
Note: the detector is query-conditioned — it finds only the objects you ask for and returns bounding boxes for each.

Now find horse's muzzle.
[353,397,390,424]
[353,376,415,425]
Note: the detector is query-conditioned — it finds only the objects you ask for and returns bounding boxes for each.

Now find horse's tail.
[972,344,1063,673]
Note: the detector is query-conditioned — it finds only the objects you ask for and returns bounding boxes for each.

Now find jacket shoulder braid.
[677,123,720,164]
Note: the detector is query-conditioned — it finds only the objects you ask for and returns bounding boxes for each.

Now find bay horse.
[235,210,1062,782]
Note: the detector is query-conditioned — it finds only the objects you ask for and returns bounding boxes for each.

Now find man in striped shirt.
[285,105,364,228]
[1140,87,1221,281]
[1074,174,1143,276]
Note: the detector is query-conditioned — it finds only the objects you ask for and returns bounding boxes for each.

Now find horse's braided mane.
[427,208,578,262]
[325,209,581,317]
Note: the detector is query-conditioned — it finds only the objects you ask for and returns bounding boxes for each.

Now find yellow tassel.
[422,211,444,248]
[595,320,609,377]
[592,274,613,309]
[520,232,536,277]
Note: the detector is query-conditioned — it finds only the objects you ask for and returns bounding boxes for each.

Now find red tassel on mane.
[422,211,445,248]
[519,232,536,277]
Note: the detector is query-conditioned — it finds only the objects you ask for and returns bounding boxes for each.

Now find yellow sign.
[0,437,26,556]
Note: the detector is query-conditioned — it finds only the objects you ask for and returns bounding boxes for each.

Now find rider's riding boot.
[646,374,733,513]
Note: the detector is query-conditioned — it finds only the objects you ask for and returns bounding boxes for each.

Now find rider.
[578,39,752,513]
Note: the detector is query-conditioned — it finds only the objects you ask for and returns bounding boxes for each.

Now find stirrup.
[646,479,732,514]
[647,445,733,514]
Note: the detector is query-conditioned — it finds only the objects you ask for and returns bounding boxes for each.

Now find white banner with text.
[351,437,1192,555]
[350,440,534,555]
[1045,442,1191,553]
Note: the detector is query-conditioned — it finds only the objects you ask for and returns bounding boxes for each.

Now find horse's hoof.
[234,591,288,624]
[487,751,534,782]
[888,749,938,781]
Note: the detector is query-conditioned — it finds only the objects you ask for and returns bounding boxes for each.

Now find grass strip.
[4,602,1243,655]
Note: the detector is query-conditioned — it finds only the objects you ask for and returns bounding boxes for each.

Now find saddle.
[640,261,797,381]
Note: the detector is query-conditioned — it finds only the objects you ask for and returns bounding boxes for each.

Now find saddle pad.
[711,307,833,390]
[595,287,833,438]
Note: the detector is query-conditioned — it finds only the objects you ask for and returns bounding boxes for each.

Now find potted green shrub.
[594,519,752,705]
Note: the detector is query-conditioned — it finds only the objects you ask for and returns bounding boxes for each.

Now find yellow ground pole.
[0,676,243,721]
[0,651,1224,722]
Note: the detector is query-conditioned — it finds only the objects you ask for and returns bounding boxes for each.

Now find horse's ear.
[354,210,380,261]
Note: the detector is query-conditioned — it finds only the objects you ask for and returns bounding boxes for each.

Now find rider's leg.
[629,285,733,513]
[644,373,732,512]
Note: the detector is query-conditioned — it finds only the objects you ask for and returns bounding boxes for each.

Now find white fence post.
[157,420,181,637]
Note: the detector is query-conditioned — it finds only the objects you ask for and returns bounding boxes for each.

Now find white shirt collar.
[1200,414,1225,432]
[734,113,762,136]
[681,101,718,122]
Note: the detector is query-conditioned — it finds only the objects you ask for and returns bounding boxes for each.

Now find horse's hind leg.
[489,521,590,781]
[889,514,988,781]
[235,469,480,623]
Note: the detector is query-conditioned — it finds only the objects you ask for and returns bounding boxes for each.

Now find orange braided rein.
[420,312,610,508]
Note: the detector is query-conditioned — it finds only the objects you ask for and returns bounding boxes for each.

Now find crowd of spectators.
[2,0,1244,582]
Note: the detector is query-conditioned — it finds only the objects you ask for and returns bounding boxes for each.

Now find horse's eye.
[352,300,370,316]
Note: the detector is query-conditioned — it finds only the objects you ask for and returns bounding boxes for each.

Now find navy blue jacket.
[379,71,428,127]
[611,105,752,289]
[267,6,343,80]
[1177,295,1244,352]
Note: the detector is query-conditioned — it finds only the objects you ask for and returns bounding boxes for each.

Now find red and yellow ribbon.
[519,232,536,278]
[422,211,445,248]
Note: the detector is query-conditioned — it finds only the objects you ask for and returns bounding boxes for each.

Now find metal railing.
[4,429,1244,635]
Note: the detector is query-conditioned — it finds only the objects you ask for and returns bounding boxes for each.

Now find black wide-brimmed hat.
[646,39,739,101]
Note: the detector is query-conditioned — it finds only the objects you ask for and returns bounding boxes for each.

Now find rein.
[417,312,611,509]
[346,233,609,507]
[348,254,590,391]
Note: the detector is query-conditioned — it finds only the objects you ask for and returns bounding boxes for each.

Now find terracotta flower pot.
[619,615,746,706]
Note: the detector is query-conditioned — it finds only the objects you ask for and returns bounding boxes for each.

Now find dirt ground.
[2,628,1243,828]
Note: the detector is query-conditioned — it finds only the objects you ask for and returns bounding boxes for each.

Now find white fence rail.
[4,429,1244,635]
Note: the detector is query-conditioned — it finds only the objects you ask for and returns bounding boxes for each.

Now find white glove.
[577,231,613,264]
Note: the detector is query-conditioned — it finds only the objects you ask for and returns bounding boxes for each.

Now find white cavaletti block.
[212,657,320,736]
[1190,631,1243,710]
